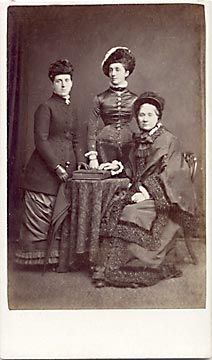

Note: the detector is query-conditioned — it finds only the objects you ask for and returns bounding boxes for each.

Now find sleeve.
[34,103,60,170]
[159,137,196,215]
[141,137,177,212]
[87,96,101,152]
[72,109,87,164]
[118,162,132,179]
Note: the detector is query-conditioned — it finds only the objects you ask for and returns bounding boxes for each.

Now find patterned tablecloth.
[57,177,129,272]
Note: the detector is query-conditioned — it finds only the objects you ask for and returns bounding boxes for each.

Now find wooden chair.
[182,152,198,264]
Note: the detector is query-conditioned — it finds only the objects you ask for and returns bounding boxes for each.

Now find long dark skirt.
[93,199,182,287]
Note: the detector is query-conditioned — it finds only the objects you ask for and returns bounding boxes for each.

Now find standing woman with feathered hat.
[85,46,137,172]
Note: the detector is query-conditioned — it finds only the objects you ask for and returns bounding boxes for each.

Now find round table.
[57,177,129,272]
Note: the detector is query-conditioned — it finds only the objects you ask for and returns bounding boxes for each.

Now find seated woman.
[93,91,196,288]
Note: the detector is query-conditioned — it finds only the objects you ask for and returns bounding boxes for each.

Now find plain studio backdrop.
[8,3,205,240]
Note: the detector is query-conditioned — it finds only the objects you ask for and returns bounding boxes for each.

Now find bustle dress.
[15,93,84,266]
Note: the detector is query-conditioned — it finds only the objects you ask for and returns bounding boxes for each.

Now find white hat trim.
[101,46,129,69]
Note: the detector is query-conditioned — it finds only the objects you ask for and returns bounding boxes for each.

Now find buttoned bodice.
[97,88,137,125]
[23,93,84,195]
[88,87,137,152]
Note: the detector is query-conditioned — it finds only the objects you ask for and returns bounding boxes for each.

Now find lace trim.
[103,238,182,287]
[114,211,168,251]
[143,175,170,212]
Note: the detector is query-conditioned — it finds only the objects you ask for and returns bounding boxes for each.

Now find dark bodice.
[23,93,84,195]
[97,88,137,125]
[88,87,137,151]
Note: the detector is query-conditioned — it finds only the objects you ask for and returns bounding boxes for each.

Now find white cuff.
[111,160,124,176]
[85,151,98,158]
[138,185,150,200]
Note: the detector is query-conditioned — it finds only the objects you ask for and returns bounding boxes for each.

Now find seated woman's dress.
[93,125,196,287]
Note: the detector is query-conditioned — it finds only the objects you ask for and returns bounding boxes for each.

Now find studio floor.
[8,239,206,310]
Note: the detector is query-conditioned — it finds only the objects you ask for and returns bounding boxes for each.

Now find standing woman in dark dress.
[15,59,84,266]
[86,46,137,170]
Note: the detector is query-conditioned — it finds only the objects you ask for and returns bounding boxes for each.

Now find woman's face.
[108,62,129,86]
[137,103,159,131]
[52,74,72,97]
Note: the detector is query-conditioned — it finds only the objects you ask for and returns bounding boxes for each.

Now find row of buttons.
[115,120,121,131]
[116,94,122,127]
[117,95,122,110]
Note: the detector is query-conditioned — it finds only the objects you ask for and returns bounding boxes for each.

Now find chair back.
[183,152,197,182]
[182,152,198,265]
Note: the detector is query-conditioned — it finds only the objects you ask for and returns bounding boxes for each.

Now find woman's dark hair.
[48,59,74,81]
[134,91,165,121]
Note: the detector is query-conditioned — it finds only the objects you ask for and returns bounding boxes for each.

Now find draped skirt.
[93,199,182,287]
[15,190,60,265]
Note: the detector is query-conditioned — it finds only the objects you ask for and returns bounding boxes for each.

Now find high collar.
[109,80,128,92]
[52,92,71,104]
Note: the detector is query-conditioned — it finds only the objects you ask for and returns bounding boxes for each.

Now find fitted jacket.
[23,93,85,195]
[88,87,137,151]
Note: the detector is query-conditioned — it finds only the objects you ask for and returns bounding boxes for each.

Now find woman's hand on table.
[89,159,99,169]
[99,160,124,175]
[99,162,119,171]
[55,165,69,182]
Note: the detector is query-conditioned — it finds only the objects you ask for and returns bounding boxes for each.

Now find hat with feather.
[101,46,136,77]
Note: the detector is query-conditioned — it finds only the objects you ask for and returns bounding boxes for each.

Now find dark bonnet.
[134,92,165,120]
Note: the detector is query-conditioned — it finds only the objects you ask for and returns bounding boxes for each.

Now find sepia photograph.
[1,0,211,358]
[7,1,206,310]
